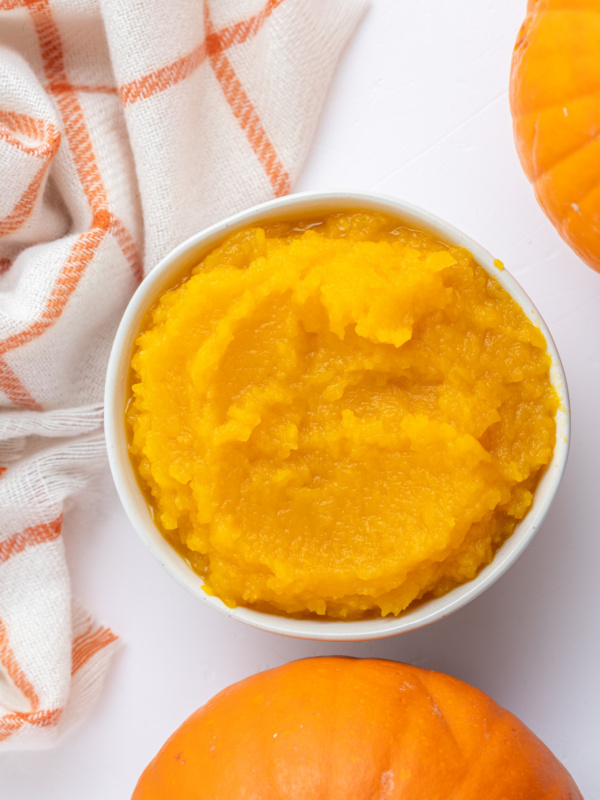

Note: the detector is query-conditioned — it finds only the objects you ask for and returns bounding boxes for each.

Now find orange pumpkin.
[132,658,582,799]
[510,0,600,272]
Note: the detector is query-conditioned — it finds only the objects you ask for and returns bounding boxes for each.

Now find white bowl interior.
[105,192,570,641]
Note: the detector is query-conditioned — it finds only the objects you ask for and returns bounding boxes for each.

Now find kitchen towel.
[0,0,366,748]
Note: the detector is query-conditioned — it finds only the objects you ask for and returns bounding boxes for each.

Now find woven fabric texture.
[0,0,366,748]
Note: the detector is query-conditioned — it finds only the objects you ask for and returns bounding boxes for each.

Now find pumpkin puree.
[128,212,557,618]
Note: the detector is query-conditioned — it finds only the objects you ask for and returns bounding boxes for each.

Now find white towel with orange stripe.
[0,0,367,749]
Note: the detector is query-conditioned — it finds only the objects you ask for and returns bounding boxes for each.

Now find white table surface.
[4,1,600,797]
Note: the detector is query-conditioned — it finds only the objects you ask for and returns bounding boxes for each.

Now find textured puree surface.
[127,212,557,618]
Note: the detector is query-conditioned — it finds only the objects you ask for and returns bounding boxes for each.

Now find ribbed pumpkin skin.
[132,658,582,800]
[510,0,600,271]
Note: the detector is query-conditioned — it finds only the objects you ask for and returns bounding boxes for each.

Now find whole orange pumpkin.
[132,657,582,799]
[510,0,600,272]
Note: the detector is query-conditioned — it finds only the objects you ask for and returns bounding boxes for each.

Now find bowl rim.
[104,190,570,641]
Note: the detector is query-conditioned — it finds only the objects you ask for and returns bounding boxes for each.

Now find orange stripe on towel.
[0,517,62,565]
[0,1,142,409]
[47,81,118,96]
[0,112,61,237]
[27,0,141,266]
[0,707,62,743]
[0,0,27,9]
[0,358,42,409]
[120,0,286,106]
[0,220,109,358]
[0,2,140,409]
[119,39,209,106]
[0,219,107,408]
[205,2,290,197]
[0,111,61,159]
[71,625,118,675]
[0,618,40,712]
[211,0,285,51]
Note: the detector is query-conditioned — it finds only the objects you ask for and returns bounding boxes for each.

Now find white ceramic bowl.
[105,191,570,641]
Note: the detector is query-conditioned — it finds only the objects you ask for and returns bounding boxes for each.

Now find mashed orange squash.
[127,212,557,618]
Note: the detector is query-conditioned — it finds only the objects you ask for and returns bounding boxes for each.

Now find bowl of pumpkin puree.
[105,192,569,640]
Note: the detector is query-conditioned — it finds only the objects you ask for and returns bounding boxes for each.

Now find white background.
[4,0,600,796]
